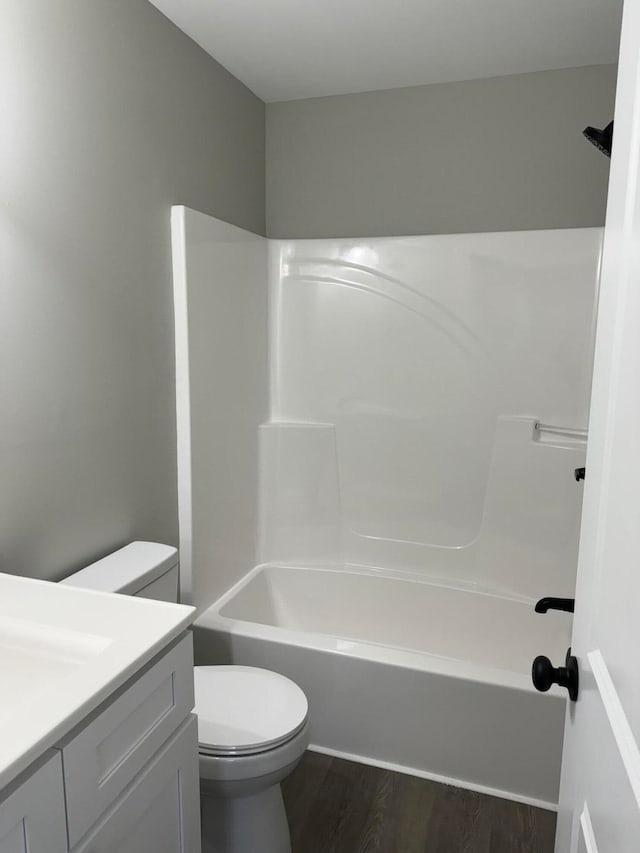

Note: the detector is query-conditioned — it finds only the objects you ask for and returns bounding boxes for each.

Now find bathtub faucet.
[534,597,575,614]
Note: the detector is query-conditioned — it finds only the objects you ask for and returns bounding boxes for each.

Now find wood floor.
[282,752,556,853]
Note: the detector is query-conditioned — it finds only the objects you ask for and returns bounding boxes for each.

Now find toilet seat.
[194,665,309,757]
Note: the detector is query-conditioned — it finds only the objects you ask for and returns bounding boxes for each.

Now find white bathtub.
[194,564,571,809]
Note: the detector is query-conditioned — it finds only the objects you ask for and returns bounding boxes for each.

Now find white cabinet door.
[73,715,201,853]
[0,752,67,853]
[63,634,194,847]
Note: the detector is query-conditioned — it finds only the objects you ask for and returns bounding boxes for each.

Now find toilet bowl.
[61,542,309,853]
[195,666,309,853]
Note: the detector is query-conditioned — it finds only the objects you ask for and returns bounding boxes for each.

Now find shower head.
[583,121,613,158]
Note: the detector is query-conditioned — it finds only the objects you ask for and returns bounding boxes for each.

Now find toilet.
[61,541,309,853]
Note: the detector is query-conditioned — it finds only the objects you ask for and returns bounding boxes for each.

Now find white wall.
[264,229,602,599]
[172,208,268,609]
[178,219,601,605]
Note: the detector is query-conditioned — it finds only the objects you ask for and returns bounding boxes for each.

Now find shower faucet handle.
[535,597,575,614]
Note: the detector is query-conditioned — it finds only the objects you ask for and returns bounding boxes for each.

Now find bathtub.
[194,563,571,809]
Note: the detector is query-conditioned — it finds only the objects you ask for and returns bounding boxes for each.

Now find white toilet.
[61,541,309,853]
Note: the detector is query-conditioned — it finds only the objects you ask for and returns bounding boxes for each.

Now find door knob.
[532,648,579,701]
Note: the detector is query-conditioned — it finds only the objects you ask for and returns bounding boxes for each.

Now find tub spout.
[535,597,575,614]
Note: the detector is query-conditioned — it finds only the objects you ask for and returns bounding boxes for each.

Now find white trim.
[308,743,558,812]
[588,650,640,809]
[579,803,599,853]
[170,205,194,605]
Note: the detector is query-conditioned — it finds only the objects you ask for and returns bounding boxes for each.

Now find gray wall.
[1,0,265,580]
[266,65,617,238]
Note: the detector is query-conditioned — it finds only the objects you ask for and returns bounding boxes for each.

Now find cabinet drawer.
[0,752,67,853]
[72,715,201,853]
[63,634,194,848]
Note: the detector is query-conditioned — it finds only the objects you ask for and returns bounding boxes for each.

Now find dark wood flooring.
[282,752,556,853]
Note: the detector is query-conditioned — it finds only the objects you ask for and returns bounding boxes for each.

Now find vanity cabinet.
[0,634,200,853]
[61,634,195,847]
[73,716,200,853]
[0,753,67,853]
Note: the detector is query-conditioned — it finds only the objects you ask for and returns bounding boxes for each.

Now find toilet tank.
[60,541,179,603]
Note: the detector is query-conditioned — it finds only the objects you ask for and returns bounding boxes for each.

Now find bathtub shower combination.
[171,207,602,809]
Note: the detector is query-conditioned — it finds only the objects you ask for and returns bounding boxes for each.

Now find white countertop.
[0,573,195,790]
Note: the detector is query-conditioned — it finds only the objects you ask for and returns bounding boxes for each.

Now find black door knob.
[532,648,579,701]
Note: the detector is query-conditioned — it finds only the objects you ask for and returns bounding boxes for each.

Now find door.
[554,0,640,850]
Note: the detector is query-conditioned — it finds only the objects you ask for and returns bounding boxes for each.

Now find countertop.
[0,572,195,790]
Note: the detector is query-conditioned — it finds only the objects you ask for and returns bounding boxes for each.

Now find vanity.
[0,573,200,853]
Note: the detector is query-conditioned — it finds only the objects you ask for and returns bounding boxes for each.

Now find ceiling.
[148,0,622,103]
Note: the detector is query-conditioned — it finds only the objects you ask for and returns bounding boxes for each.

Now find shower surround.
[172,207,601,807]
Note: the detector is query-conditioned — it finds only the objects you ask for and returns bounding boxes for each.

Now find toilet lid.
[194,666,308,756]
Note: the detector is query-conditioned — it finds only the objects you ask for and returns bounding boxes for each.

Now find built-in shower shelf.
[534,421,588,445]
